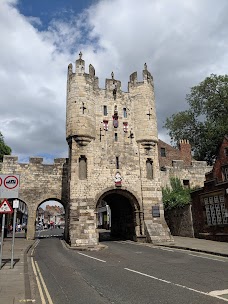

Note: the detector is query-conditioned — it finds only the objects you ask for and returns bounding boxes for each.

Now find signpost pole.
[11,200,19,269]
[0,213,6,269]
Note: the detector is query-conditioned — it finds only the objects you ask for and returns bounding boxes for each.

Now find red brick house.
[191,136,228,241]
[158,139,192,168]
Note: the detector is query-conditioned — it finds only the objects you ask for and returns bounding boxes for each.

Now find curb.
[24,241,36,302]
[157,244,228,258]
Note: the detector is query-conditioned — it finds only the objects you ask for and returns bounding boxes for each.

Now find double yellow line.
[31,240,54,304]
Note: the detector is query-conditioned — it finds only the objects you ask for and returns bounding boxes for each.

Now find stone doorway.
[96,189,141,242]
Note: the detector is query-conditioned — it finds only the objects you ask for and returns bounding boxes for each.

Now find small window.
[103,105,108,116]
[116,157,119,169]
[123,108,127,118]
[223,166,228,181]
[79,155,87,180]
[114,133,118,142]
[183,180,190,188]
[160,147,166,157]
[146,159,153,179]
[225,147,228,157]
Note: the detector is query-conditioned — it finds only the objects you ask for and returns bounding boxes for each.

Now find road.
[35,227,64,239]
[31,238,228,304]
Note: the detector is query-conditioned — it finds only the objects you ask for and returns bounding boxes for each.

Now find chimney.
[179,139,192,165]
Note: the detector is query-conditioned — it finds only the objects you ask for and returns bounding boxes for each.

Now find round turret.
[66,52,97,146]
[128,65,158,146]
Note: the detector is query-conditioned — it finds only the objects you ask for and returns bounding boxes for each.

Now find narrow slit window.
[123,107,127,118]
[116,157,119,169]
[103,105,108,116]
[114,133,118,142]
[146,159,153,179]
[79,155,87,180]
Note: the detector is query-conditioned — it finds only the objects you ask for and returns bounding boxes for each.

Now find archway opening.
[96,190,139,241]
[35,199,65,239]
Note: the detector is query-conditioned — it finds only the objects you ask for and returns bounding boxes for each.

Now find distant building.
[36,205,65,227]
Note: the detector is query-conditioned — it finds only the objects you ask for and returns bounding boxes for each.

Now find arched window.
[146,159,153,179]
[79,155,87,180]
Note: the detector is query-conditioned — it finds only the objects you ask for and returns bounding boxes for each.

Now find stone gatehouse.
[2,53,195,247]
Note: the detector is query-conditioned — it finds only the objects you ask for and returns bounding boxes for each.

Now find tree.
[162,177,191,210]
[164,74,228,164]
[0,132,11,162]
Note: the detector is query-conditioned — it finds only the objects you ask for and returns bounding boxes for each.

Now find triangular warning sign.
[0,199,13,214]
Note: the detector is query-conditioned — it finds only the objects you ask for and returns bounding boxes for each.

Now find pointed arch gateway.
[96,188,144,241]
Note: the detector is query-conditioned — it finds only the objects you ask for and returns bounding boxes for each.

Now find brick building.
[191,136,228,241]
[158,139,211,189]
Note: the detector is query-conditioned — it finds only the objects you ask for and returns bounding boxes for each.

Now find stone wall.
[0,156,69,239]
[160,160,212,189]
[165,205,194,237]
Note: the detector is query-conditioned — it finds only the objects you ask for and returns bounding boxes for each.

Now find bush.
[162,177,191,210]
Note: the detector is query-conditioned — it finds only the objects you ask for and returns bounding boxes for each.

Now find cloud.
[0,0,227,162]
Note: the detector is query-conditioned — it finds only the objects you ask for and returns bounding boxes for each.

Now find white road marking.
[77,252,106,263]
[188,253,226,262]
[124,267,228,302]
[209,289,228,296]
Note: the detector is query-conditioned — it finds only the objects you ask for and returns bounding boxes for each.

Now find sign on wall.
[0,175,20,198]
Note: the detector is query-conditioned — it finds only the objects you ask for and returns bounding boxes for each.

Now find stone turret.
[128,63,158,149]
[66,52,98,146]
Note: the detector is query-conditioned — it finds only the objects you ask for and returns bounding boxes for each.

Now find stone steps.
[144,220,174,244]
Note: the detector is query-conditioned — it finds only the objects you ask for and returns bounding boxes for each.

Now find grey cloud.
[0,0,227,161]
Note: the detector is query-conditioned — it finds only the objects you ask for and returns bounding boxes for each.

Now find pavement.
[0,235,227,304]
[158,236,228,257]
[0,235,34,304]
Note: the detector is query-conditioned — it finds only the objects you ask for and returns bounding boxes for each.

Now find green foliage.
[164,74,228,164]
[162,177,191,210]
[0,132,11,162]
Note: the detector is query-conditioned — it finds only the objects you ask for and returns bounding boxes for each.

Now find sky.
[1,0,227,164]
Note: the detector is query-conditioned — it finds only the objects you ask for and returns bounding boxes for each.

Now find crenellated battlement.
[68,52,154,94]
[2,155,68,167]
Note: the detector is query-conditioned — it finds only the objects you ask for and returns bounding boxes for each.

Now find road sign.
[0,175,20,198]
[0,199,13,214]
[13,199,19,209]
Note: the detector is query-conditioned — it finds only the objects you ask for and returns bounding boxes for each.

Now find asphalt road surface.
[35,227,64,239]
[32,238,228,304]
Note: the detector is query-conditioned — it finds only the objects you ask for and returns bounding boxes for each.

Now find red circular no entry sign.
[4,175,19,189]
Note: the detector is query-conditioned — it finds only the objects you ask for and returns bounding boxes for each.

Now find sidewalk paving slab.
[157,236,228,257]
[0,237,34,304]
